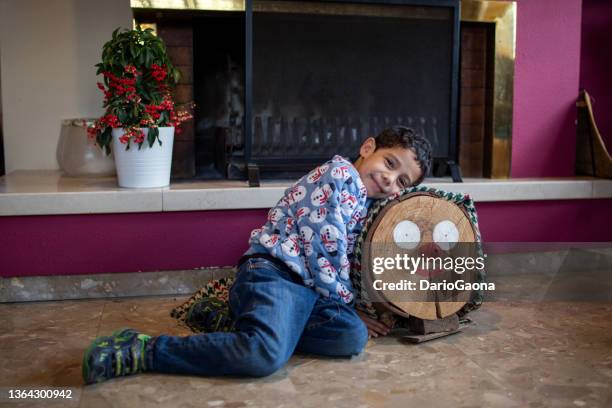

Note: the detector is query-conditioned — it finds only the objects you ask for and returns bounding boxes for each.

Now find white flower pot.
[112,127,174,188]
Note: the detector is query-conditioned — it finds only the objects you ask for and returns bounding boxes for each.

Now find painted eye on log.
[433,220,459,250]
[392,220,421,249]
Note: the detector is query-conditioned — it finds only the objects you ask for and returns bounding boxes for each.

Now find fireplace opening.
[245,0,460,181]
[134,1,477,182]
[247,2,458,181]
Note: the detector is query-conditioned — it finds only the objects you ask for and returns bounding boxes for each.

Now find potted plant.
[87,26,192,188]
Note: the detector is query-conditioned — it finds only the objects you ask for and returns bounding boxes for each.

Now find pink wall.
[511,0,583,177]
[475,199,612,242]
[0,210,265,277]
[580,0,612,150]
[2,199,612,278]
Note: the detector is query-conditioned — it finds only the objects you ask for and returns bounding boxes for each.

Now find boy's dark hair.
[374,126,433,186]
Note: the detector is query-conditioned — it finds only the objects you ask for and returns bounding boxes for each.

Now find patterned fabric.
[350,185,486,322]
[243,155,369,304]
[170,277,235,332]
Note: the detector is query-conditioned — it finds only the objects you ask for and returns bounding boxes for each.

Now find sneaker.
[82,328,152,384]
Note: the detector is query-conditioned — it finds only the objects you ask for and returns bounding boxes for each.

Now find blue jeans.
[148,257,368,377]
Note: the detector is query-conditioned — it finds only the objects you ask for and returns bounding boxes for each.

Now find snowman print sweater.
[243,155,371,304]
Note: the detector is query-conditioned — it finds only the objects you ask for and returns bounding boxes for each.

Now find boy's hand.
[357,310,391,338]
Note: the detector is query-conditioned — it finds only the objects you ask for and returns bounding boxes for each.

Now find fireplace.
[132,0,515,182]
[243,0,460,183]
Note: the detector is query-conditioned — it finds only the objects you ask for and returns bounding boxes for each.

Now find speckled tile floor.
[1,297,611,408]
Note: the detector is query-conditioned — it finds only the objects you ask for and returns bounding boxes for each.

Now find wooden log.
[362,192,478,320]
[402,329,461,344]
[408,314,459,335]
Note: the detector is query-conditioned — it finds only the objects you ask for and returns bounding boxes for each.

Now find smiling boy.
[82,126,432,383]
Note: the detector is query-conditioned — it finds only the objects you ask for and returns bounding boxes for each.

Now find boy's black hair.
[374,126,433,186]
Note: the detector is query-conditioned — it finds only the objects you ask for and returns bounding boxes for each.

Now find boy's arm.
[290,158,367,302]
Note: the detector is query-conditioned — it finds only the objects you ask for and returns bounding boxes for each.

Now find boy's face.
[354,137,423,199]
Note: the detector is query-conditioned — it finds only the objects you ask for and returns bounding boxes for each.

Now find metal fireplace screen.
[245,0,459,176]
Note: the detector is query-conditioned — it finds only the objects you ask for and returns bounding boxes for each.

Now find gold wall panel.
[461,0,516,178]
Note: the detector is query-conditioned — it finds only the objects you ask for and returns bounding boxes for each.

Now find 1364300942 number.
[5,388,73,399]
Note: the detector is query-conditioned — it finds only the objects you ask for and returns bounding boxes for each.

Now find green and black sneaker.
[82,328,152,384]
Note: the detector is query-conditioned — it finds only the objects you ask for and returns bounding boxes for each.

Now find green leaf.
[103,128,113,146]
[148,126,159,148]
[96,127,113,155]
[159,111,169,125]
[140,87,151,101]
